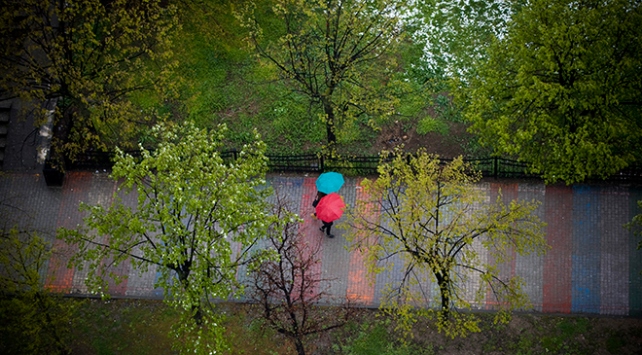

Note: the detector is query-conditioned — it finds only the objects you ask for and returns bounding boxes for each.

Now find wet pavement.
[1,170,641,316]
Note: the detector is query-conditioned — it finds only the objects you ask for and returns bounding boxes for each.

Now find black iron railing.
[49,150,642,183]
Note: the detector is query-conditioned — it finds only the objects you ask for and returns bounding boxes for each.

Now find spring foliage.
[0,229,77,354]
[241,0,408,145]
[462,0,642,183]
[627,201,642,254]
[342,150,547,338]
[0,0,179,165]
[59,122,276,353]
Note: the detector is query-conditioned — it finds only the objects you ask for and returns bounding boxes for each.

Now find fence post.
[232,148,237,161]
[494,157,499,179]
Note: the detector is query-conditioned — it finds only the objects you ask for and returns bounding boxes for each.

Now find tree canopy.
[0,0,179,167]
[461,0,642,183]
[342,150,547,338]
[412,0,516,82]
[59,122,275,353]
[242,0,409,146]
[0,227,77,354]
[627,200,642,256]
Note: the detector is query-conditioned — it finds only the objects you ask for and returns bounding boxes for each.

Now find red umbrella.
[315,193,346,223]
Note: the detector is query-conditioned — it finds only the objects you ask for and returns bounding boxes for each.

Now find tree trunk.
[192,305,203,325]
[323,101,336,145]
[294,337,306,355]
[176,267,202,324]
[436,271,451,320]
[49,100,73,170]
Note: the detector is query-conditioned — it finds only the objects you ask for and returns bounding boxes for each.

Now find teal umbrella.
[316,172,344,194]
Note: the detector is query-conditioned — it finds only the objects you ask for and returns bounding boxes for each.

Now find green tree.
[342,150,547,338]
[404,0,520,129]
[0,0,179,167]
[0,227,78,354]
[461,0,642,183]
[411,0,516,83]
[167,1,327,155]
[59,122,275,354]
[241,0,408,146]
[627,200,642,261]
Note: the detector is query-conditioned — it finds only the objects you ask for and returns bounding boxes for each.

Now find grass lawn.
[59,298,642,355]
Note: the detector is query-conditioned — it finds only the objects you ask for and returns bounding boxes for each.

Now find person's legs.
[325,221,334,238]
[319,221,334,238]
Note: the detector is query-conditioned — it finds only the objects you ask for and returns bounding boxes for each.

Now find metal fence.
[56,150,642,182]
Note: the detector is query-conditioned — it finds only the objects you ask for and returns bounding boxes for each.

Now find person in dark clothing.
[312,191,334,238]
[312,191,326,209]
[319,220,334,238]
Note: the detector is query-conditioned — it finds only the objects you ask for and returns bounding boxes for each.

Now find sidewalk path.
[1,171,641,316]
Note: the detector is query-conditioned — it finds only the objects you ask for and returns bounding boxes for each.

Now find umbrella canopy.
[316,172,344,194]
[315,193,346,223]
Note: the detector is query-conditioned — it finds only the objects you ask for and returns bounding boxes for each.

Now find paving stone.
[1,170,641,315]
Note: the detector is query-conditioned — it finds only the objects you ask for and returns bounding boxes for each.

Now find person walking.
[312,191,334,238]
[313,172,345,239]
[313,191,345,239]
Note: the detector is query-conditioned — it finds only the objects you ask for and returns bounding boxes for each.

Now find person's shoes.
[319,227,325,232]
[327,234,335,238]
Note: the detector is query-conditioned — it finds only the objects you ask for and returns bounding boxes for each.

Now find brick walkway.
[1,171,641,316]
